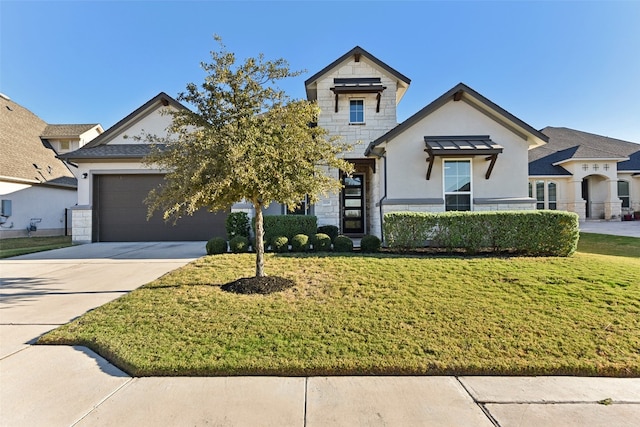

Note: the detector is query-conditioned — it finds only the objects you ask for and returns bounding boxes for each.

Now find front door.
[582,178,590,218]
[342,173,365,234]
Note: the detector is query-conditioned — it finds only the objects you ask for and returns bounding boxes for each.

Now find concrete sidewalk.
[1,241,639,426]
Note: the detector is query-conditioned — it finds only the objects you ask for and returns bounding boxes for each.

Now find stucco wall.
[107,107,175,145]
[0,181,75,238]
[383,100,532,203]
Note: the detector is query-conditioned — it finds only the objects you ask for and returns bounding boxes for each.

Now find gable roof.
[0,94,77,188]
[529,127,640,175]
[41,124,101,138]
[304,46,411,102]
[365,83,549,156]
[82,92,184,149]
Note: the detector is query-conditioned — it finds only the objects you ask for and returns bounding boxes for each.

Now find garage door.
[93,174,228,242]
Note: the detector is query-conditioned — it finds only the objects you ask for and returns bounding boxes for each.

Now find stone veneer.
[71,206,92,244]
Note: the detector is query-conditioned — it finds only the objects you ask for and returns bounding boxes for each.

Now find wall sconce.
[82,173,88,179]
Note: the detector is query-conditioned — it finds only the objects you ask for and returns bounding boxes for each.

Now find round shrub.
[333,235,353,253]
[271,236,289,253]
[312,233,331,252]
[291,234,310,252]
[229,235,249,253]
[206,237,227,255]
[360,234,381,253]
[317,225,339,242]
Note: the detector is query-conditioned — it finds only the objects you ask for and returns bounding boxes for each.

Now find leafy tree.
[143,37,353,277]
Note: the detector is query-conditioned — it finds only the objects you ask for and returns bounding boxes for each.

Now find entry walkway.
[1,242,639,426]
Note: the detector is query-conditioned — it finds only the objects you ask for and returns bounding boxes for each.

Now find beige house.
[529,127,640,220]
[306,46,547,238]
[60,93,228,243]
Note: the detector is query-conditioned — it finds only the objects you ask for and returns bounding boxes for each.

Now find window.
[618,180,630,208]
[287,195,309,215]
[349,99,364,124]
[60,140,70,150]
[532,180,557,210]
[548,182,557,210]
[444,160,471,211]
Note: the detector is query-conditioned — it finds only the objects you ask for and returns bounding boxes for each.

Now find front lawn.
[577,232,640,258]
[0,236,72,258]
[39,250,640,377]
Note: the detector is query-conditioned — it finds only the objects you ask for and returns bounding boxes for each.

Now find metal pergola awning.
[424,135,504,180]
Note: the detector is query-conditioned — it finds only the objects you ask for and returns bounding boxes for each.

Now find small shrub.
[312,233,332,252]
[226,212,250,240]
[291,234,310,252]
[257,215,318,245]
[229,235,249,253]
[333,235,353,253]
[206,237,227,255]
[317,225,339,242]
[271,236,289,253]
[360,235,381,253]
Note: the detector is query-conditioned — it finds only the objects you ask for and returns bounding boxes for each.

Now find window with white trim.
[444,160,471,211]
[618,180,630,208]
[530,180,557,210]
[349,99,364,124]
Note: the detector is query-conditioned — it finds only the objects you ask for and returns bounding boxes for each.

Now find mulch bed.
[221,276,296,295]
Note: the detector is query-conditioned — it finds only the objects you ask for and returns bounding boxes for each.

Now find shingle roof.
[41,124,99,138]
[0,95,77,188]
[58,144,164,161]
[365,83,548,156]
[529,127,640,175]
[304,46,411,102]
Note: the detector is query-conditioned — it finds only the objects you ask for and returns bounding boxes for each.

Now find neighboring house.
[59,93,228,243]
[529,127,640,220]
[306,46,547,238]
[0,93,102,238]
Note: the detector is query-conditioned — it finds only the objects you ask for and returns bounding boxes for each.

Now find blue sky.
[2,1,639,142]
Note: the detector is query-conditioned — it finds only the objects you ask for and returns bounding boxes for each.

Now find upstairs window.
[349,99,364,124]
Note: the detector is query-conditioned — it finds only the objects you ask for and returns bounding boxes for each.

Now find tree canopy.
[143,37,353,277]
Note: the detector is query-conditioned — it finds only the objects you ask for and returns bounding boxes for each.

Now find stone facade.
[71,205,92,244]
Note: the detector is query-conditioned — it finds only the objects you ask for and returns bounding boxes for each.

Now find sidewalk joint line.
[303,377,308,427]
[70,377,135,427]
[455,376,501,427]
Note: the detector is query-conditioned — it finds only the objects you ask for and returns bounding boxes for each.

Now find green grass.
[577,233,640,258]
[39,248,640,377]
[0,236,72,258]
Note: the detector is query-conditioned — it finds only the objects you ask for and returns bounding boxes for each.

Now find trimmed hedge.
[334,235,354,253]
[206,237,227,255]
[257,215,317,247]
[225,212,250,240]
[291,234,310,252]
[317,225,339,242]
[312,233,332,252]
[383,211,580,256]
[229,235,250,253]
[272,236,289,253]
[360,234,381,253]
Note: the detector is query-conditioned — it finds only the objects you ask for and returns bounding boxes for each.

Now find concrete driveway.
[1,241,639,426]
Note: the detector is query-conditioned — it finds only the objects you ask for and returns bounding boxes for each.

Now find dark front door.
[342,173,365,234]
[582,178,590,218]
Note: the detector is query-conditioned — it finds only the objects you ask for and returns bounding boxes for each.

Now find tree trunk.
[254,203,265,277]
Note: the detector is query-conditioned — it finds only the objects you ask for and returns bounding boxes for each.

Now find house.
[59,93,228,243]
[0,93,102,238]
[306,46,547,238]
[63,46,552,243]
[529,126,640,220]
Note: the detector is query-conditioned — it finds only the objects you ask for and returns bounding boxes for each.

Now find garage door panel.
[94,175,228,242]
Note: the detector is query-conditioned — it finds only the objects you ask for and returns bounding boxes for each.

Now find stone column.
[567,179,586,220]
[604,179,622,220]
